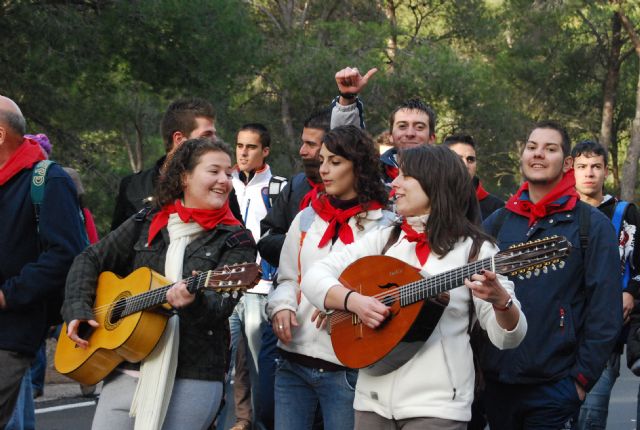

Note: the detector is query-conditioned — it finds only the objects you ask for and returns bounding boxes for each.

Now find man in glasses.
[444,134,504,220]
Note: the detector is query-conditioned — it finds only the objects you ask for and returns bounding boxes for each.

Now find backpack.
[611,200,633,290]
[32,160,89,325]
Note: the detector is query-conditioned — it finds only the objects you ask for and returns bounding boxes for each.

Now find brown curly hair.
[155,138,232,208]
[322,125,388,208]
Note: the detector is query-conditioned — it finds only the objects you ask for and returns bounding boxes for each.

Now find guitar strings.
[329,248,561,326]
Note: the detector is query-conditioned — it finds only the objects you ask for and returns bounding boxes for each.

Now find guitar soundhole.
[104,292,132,330]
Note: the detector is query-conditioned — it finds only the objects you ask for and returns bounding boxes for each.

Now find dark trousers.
[484,377,583,430]
[0,350,32,428]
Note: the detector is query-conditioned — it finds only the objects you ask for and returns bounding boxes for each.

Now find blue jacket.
[0,164,86,356]
[480,201,622,391]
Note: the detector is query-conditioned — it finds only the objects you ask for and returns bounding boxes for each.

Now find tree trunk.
[619,10,640,201]
[384,0,398,70]
[621,64,640,201]
[280,88,300,170]
[599,12,623,152]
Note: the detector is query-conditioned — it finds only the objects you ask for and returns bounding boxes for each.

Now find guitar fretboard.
[115,271,211,318]
[398,257,494,306]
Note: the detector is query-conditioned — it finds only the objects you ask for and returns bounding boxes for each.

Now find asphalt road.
[35,357,640,429]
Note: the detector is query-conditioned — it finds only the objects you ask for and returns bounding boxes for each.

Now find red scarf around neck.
[475,181,489,201]
[0,138,46,186]
[299,178,324,211]
[505,169,579,227]
[311,195,382,248]
[148,199,241,245]
[385,165,399,181]
[400,219,431,266]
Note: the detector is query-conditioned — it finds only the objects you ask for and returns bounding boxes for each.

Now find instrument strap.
[380,224,401,255]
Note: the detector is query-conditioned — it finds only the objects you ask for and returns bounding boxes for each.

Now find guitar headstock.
[494,235,571,280]
[205,263,262,292]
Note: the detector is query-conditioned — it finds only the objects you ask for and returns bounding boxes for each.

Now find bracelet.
[344,290,355,312]
[339,91,358,100]
[493,297,514,312]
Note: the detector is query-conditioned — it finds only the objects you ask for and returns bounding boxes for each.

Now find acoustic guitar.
[54,263,261,385]
[329,236,571,376]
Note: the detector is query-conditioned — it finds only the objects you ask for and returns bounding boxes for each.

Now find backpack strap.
[31,160,54,234]
[612,201,632,290]
[612,201,630,237]
[577,201,591,251]
[267,176,288,208]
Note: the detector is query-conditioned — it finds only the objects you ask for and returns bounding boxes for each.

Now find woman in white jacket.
[301,145,527,429]
[267,125,393,430]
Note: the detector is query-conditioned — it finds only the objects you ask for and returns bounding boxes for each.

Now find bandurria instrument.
[330,236,571,375]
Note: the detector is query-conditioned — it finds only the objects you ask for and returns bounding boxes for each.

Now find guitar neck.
[400,257,494,306]
[119,271,212,318]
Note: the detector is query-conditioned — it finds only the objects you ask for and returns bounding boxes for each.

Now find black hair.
[388,99,436,137]
[160,98,216,153]
[528,120,571,157]
[571,140,608,166]
[443,134,476,149]
[322,125,388,208]
[398,145,492,256]
[239,123,271,148]
[155,138,232,207]
[303,108,331,133]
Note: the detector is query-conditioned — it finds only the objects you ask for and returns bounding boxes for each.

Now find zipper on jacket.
[559,308,565,328]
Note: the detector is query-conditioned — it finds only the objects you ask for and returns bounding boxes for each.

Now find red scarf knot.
[400,219,431,266]
[475,181,489,201]
[299,178,324,211]
[311,195,382,248]
[505,170,579,227]
[0,137,46,186]
[148,199,241,245]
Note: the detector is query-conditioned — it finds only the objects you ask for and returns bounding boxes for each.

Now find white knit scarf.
[130,213,205,429]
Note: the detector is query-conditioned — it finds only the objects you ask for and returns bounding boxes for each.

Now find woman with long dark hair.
[267,125,392,430]
[62,138,256,430]
[302,144,527,429]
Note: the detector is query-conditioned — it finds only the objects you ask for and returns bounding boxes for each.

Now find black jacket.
[63,212,256,381]
[258,172,312,267]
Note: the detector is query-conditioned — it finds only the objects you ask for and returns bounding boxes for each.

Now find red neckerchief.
[400,219,431,266]
[148,199,241,245]
[0,138,46,186]
[476,181,489,201]
[299,178,324,211]
[311,195,382,248]
[385,165,399,181]
[505,169,579,227]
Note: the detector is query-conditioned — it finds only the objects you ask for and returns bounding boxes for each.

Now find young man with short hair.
[444,134,504,220]
[572,140,640,429]
[481,122,622,429]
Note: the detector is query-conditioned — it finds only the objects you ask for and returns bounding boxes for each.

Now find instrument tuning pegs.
[558,261,565,269]
[525,271,532,279]
[543,266,548,274]
[518,275,525,280]
[534,268,540,277]
[551,264,557,271]
[232,291,238,299]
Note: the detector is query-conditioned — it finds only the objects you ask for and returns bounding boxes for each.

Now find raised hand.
[335,66,378,102]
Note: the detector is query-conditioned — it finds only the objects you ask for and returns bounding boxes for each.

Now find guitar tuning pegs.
[534,268,540,277]
[232,291,238,299]
[518,275,525,280]
[543,266,548,274]
[551,264,557,271]
[558,261,565,269]
[525,271,532,279]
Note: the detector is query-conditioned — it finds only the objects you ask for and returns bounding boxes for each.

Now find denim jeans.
[6,371,35,430]
[274,358,356,430]
[30,344,46,393]
[577,352,620,430]
[256,320,279,430]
